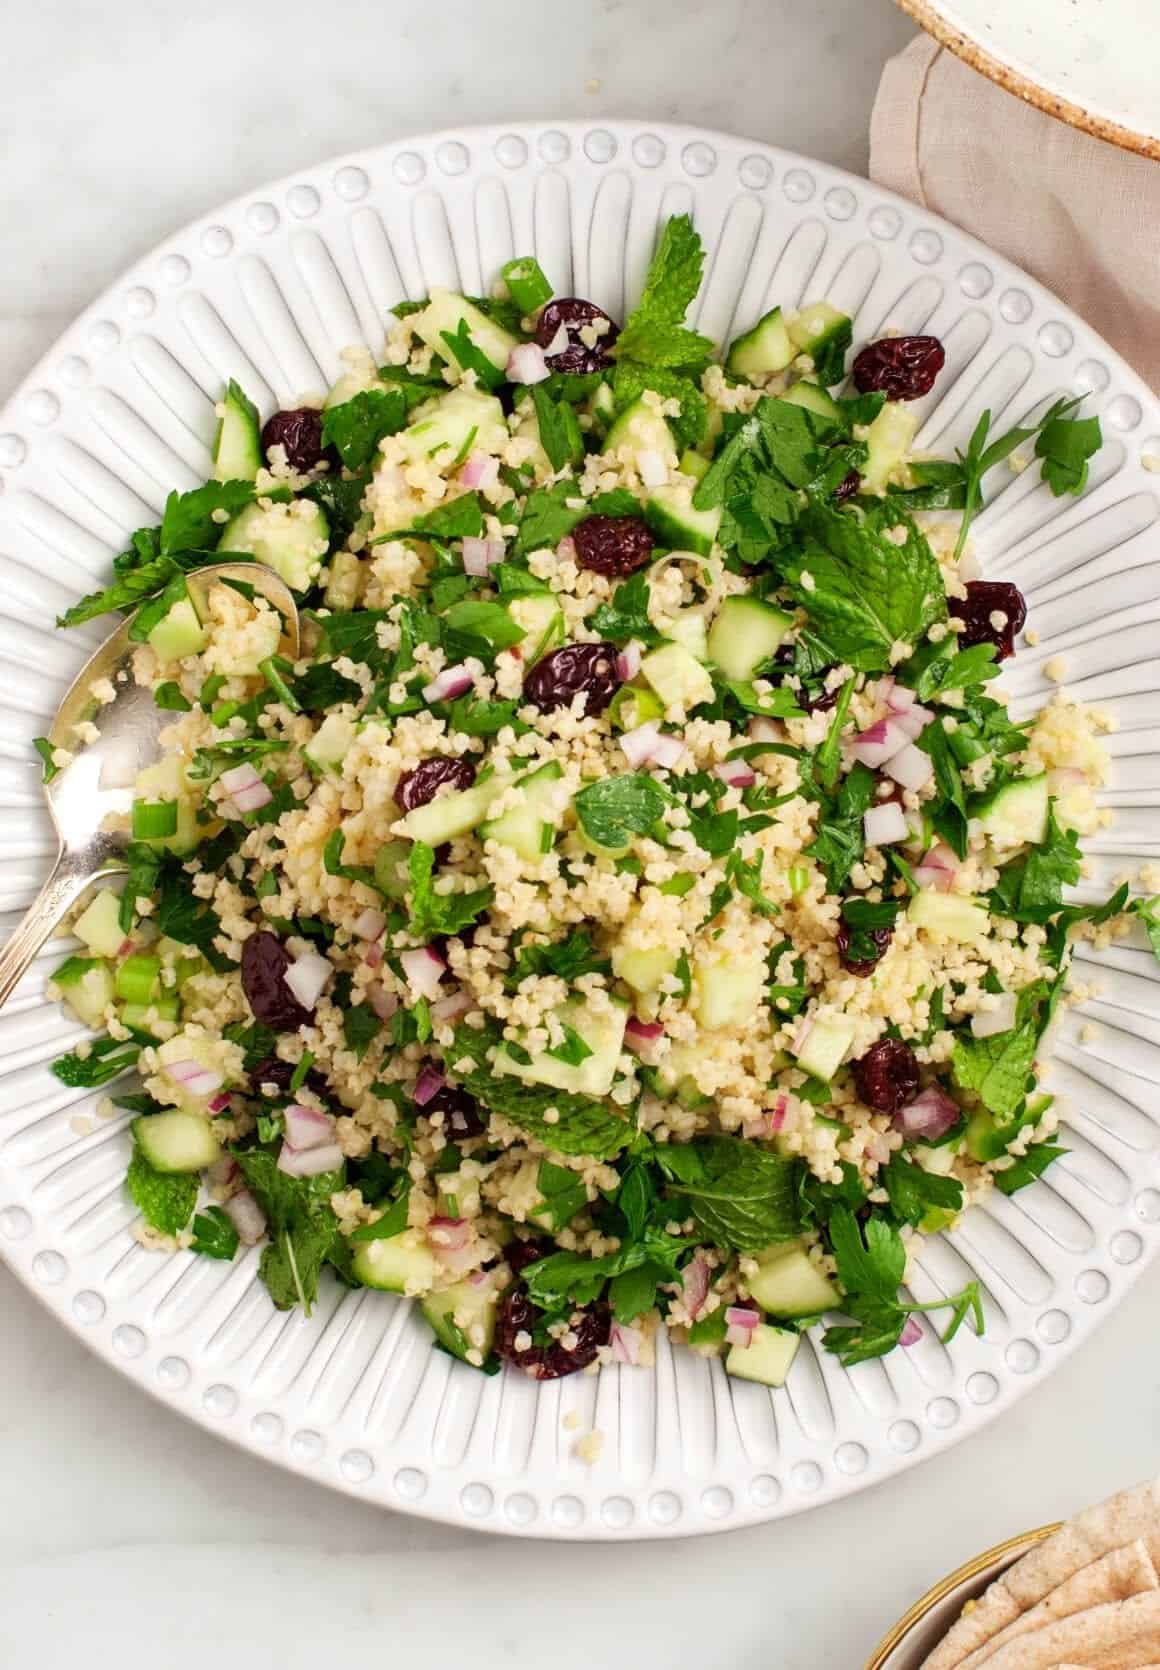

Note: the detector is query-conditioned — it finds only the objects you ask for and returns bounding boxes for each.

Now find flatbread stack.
[921,1481,1160,1668]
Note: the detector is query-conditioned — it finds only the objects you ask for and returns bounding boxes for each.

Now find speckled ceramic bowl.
[866,1524,1060,1669]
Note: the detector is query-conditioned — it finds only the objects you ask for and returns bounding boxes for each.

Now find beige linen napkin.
[871,34,1160,390]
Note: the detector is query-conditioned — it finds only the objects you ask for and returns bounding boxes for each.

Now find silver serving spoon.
[0,563,300,1010]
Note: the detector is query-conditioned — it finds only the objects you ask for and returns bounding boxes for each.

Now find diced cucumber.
[787,301,852,377]
[323,549,363,611]
[609,685,665,733]
[976,773,1049,847]
[55,957,115,1028]
[507,593,564,664]
[725,1321,800,1387]
[708,595,793,680]
[643,486,720,556]
[436,1169,481,1219]
[132,1110,221,1174]
[604,396,676,462]
[398,774,508,844]
[212,379,262,482]
[640,642,715,711]
[664,609,710,663]
[965,1110,1008,1163]
[748,1244,839,1319]
[654,1040,713,1110]
[777,381,841,423]
[694,952,767,1031]
[908,890,990,943]
[401,385,509,464]
[679,448,710,482]
[914,1135,961,1177]
[218,500,329,592]
[495,997,628,1098]
[351,1230,436,1294]
[793,1016,855,1081]
[325,365,383,409]
[587,381,617,439]
[410,289,519,378]
[727,306,795,379]
[148,596,207,664]
[114,952,161,1006]
[133,757,199,855]
[373,839,411,898]
[120,995,181,1035]
[304,713,357,775]
[74,889,126,958]
[862,402,918,493]
[420,1278,498,1363]
[612,923,679,994]
[480,761,569,862]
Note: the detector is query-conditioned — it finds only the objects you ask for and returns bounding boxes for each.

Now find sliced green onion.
[33,736,60,782]
[259,656,301,713]
[131,799,178,840]
[154,681,192,712]
[659,872,696,897]
[499,256,553,316]
[200,673,226,708]
[289,1052,315,1094]
[788,864,810,896]
[113,953,162,1006]
[120,995,180,1034]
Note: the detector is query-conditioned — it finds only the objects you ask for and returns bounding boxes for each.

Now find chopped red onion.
[748,717,782,745]
[894,1084,961,1141]
[506,343,550,385]
[116,937,136,960]
[914,843,958,893]
[876,674,896,705]
[769,1093,789,1133]
[624,1016,664,1057]
[364,941,384,969]
[427,1215,471,1253]
[609,1322,642,1365]
[231,779,274,814]
[284,948,332,1011]
[277,1139,344,1178]
[206,1091,232,1115]
[462,536,504,577]
[636,448,668,488]
[620,721,662,768]
[713,759,757,789]
[220,762,263,796]
[863,801,910,847]
[971,992,1018,1038]
[725,1306,760,1349]
[615,640,643,682]
[849,717,910,769]
[284,1103,335,1150]
[413,1065,446,1107]
[353,907,386,941]
[207,1155,239,1188]
[653,731,686,769]
[542,323,571,358]
[1047,767,1085,789]
[890,703,934,742]
[900,1316,923,1348]
[422,663,475,704]
[368,983,398,1021]
[884,741,935,791]
[223,1188,266,1246]
[400,945,446,1000]
[430,987,473,1024]
[681,1255,711,1321]
[458,451,499,491]
[164,1057,224,1099]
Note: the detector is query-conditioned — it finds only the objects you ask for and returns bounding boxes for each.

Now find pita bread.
[923,1481,1160,1669]
[955,1541,1158,1670]
[968,1588,1160,1668]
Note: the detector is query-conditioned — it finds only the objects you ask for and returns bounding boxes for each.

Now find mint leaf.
[614,215,713,368]
[126,1146,198,1235]
[990,804,1081,925]
[191,1205,240,1260]
[657,1137,803,1252]
[573,773,669,850]
[440,599,526,654]
[234,1146,343,1314]
[610,363,707,451]
[951,1016,1038,1120]
[783,502,947,674]
[461,1068,631,1160]
[321,388,408,469]
[408,841,494,939]
[412,491,485,540]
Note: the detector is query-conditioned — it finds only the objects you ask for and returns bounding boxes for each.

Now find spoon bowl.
[0,562,299,1008]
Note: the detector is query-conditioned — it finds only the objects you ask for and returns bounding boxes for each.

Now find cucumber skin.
[132,1111,222,1174]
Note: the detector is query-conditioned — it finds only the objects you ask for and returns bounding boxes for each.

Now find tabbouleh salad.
[43,215,1160,1386]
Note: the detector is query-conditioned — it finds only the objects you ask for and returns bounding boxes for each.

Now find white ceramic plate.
[897,0,1160,159]
[1,121,1159,1541]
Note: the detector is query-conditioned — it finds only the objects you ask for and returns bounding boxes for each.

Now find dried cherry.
[395,756,477,813]
[833,468,862,503]
[495,1284,612,1379]
[240,932,312,1030]
[836,920,894,977]
[423,1083,486,1140]
[572,514,655,577]
[852,335,946,401]
[259,407,337,473]
[522,642,620,714]
[853,1038,920,1114]
[535,298,620,374]
[248,1055,330,1100]
[955,580,1027,662]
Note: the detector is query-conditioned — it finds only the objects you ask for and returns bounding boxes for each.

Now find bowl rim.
[864,1521,1062,1669]
[894,0,1160,162]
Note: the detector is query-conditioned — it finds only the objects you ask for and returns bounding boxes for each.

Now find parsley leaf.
[657,1137,803,1252]
[882,1154,963,1227]
[589,572,658,644]
[52,1036,140,1088]
[531,1160,589,1231]
[573,773,669,850]
[782,503,947,674]
[321,388,408,469]
[126,1144,198,1235]
[827,1206,905,1301]
[530,385,585,470]
[610,363,707,452]
[806,761,875,892]
[990,804,1081,925]
[1132,894,1160,959]
[613,215,713,369]
[1036,405,1103,496]
[995,1142,1067,1195]
[840,895,902,964]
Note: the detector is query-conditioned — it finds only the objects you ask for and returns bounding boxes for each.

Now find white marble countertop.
[4,3,1158,1665]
